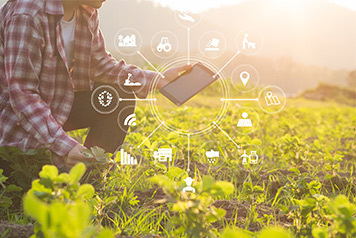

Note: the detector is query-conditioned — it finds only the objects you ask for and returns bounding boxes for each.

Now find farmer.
[0,0,189,172]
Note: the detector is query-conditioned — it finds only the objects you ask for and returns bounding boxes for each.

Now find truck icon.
[153,148,172,162]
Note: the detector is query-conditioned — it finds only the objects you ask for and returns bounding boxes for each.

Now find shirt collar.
[45,0,64,16]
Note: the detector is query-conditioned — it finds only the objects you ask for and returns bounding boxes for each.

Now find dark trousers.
[0,83,134,177]
[63,83,136,153]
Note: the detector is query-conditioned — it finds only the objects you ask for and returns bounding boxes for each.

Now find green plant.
[150,167,234,238]
[0,147,51,190]
[0,169,22,209]
[24,163,114,238]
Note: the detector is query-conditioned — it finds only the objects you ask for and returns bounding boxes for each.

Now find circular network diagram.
[91,10,287,198]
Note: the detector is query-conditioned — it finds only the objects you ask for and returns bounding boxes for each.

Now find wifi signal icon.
[124,113,137,126]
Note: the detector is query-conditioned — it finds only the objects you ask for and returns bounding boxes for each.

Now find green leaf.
[23,194,47,222]
[69,163,86,184]
[82,149,94,158]
[6,184,22,192]
[222,227,252,238]
[24,149,38,156]
[0,196,12,208]
[214,181,234,196]
[312,227,328,238]
[289,167,300,175]
[97,229,115,238]
[77,184,95,200]
[258,226,293,238]
[39,165,58,180]
[105,196,117,205]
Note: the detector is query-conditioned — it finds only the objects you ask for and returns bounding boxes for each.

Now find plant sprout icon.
[98,90,113,107]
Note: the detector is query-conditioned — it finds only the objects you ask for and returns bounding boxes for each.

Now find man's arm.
[4,15,78,156]
[89,11,156,99]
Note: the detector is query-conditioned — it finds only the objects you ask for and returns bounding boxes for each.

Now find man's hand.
[157,64,192,89]
[63,144,92,170]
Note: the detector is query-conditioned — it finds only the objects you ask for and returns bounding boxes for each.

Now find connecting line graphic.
[119,98,157,102]
[221,98,258,102]
[137,51,165,78]
[212,122,240,149]
[137,121,164,148]
[187,28,191,65]
[187,134,191,172]
[213,50,241,78]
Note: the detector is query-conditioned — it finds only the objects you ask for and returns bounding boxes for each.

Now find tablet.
[159,63,218,106]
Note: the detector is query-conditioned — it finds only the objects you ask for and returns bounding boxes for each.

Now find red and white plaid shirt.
[0,0,155,156]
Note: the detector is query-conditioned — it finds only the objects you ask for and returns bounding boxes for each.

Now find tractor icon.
[156,37,172,53]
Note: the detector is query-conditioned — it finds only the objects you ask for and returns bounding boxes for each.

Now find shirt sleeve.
[89,11,156,99]
[4,15,79,156]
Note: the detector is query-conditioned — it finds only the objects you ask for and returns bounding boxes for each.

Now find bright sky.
[147,0,356,12]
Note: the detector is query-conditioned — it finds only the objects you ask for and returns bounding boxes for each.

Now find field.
[0,86,355,238]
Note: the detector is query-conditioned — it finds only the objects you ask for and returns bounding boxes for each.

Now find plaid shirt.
[0,0,155,156]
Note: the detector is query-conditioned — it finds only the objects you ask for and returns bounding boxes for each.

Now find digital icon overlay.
[231,64,260,92]
[157,37,172,53]
[153,148,173,162]
[183,176,196,193]
[237,112,252,128]
[124,114,137,126]
[265,91,281,106]
[124,73,142,87]
[98,90,113,108]
[205,38,220,52]
[240,71,250,86]
[111,14,286,200]
[206,150,219,164]
[241,150,259,165]
[91,85,120,115]
[120,149,138,165]
[118,34,136,47]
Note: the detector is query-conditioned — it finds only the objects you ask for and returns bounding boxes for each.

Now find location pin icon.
[240,71,250,86]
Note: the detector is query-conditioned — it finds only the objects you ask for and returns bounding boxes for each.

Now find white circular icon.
[175,11,203,28]
[114,27,142,56]
[258,85,287,114]
[198,31,226,59]
[231,64,260,92]
[235,144,264,172]
[117,106,146,134]
[236,27,264,56]
[198,140,226,169]
[149,56,229,136]
[231,106,260,135]
[151,31,179,59]
[91,85,120,114]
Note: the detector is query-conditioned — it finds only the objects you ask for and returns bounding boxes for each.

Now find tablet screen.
[159,63,217,106]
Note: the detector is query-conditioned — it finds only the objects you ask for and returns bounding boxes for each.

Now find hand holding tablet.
[159,63,218,106]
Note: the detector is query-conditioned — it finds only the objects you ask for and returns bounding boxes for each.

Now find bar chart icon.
[120,149,138,165]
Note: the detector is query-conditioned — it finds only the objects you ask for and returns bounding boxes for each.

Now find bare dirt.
[0,221,34,238]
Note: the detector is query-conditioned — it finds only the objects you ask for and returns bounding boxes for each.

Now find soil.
[0,220,34,238]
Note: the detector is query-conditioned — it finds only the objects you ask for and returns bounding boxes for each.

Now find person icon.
[124,73,142,86]
[182,176,196,193]
[237,112,252,127]
[242,33,256,50]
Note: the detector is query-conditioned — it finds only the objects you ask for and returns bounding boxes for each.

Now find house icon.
[118,34,137,47]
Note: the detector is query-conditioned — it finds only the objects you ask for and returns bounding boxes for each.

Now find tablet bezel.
[159,62,218,106]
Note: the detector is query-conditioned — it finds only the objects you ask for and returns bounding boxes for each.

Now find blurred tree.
[346,70,356,90]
